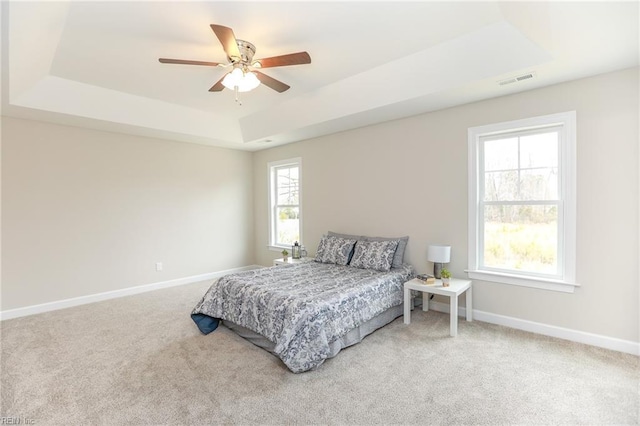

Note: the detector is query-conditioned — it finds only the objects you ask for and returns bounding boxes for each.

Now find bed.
[191,233,414,373]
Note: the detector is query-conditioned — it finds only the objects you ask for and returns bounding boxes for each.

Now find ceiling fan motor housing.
[232,40,256,65]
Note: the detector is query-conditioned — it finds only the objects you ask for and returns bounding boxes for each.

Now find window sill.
[465,270,579,293]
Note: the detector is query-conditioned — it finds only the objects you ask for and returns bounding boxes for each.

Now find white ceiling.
[2,1,638,151]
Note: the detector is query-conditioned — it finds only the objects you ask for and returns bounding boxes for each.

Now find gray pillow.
[365,235,409,268]
[327,231,365,241]
[349,240,399,272]
[315,235,357,266]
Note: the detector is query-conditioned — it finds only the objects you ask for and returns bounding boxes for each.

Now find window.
[468,112,577,293]
[268,158,302,249]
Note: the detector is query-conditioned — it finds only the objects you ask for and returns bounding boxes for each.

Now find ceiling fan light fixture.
[222,67,260,92]
[160,23,311,97]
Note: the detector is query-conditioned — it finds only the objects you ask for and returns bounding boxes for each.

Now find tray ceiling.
[2,1,638,150]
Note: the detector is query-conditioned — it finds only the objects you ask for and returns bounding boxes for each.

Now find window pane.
[276,167,299,205]
[520,132,558,169]
[520,168,558,200]
[485,169,558,201]
[483,132,559,202]
[484,170,518,201]
[276,206,299,245]
[483,204,558,275]
[484,137,518,171]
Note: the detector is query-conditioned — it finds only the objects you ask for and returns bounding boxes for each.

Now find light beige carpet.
[1,280,638,425]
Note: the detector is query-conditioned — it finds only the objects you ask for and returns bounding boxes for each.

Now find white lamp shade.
[427,245,451,263]
[239,71,260,91]
[222,69,260,92]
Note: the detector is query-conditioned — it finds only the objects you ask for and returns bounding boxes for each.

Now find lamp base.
[434,263,443,279]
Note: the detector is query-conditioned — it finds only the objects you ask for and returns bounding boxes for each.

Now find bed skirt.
[223,304,404,362]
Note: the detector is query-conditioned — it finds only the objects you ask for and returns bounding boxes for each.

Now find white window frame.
[267,157,302,250]
[467,111,577,293]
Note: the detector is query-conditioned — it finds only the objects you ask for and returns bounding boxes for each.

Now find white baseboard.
[0,264,263,321]
[425,299,639,356]
[6,272,638,357]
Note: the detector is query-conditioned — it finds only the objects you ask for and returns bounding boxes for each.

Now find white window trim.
[467,111,578,293]
[267,157,302,251]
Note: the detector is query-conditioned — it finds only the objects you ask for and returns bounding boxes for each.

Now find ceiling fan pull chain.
[234,86,242,106]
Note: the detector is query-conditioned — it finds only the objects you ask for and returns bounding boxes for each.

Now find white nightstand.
[403,277,473,337]
[273,257,312,266]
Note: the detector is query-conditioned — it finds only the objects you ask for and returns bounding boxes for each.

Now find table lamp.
[427,245,451,279]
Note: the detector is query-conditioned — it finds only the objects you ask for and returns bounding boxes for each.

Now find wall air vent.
[498,72,536,86]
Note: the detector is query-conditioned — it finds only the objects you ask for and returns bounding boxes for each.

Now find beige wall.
[2,68,637,343]
[1,117,254,310]
[253,67,639,343]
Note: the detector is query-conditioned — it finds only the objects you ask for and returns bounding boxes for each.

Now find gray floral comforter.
[191,261,414,373]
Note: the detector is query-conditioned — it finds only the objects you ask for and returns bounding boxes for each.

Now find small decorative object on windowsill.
[441,268,451,287]
[292,241,301,259]
[281,249,289,262]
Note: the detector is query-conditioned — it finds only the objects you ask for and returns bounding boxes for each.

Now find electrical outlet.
[156,262,163,271]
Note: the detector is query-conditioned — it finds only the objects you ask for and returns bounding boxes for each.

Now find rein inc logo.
[0,418,35,425]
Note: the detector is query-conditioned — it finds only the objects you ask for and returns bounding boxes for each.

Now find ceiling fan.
[159,24,311,102]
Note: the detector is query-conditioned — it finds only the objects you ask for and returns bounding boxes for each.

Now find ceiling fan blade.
[255,71,290,93]
[210,24,241,61]
[255,52,311,68]
[159,58,221,66]
[208,75,226,92]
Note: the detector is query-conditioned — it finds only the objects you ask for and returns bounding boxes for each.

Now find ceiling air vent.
[498,72,536,86]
